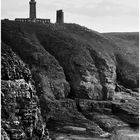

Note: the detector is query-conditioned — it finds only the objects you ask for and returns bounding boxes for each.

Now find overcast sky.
[1,0,139,32]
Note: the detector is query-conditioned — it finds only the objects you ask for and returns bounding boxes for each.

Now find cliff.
[1,20,139,139]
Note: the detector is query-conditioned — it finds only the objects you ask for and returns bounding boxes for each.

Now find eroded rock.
[1,42,51,140]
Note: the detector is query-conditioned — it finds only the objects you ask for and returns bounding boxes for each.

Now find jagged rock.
[111,92,139,125]
[112,101,139,125]
[83,113,128,132]
[1,79,49,139]
[76,98,138,130]
[1,128,10,140]
[76,99,128,132]
[1,42,32,81]
[113,92,139,102]
[88,50,116,100]
[76,99,113,115]
[1,43,51,140]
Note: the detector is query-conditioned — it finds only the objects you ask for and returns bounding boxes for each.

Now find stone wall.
[15,18,50,24]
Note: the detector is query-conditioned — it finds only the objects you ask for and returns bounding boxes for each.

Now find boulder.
[112,101,139,125]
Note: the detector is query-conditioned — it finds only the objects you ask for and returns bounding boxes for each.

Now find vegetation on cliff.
[1,20,139,139]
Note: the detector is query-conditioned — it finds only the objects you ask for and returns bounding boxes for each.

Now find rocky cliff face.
[1,42,50,140]
[1,20,139,139]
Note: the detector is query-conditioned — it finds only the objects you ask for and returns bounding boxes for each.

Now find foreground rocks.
[111,128,139,140]
[1,79,51,140]
[76,92,139,127]
[40,99,107,137]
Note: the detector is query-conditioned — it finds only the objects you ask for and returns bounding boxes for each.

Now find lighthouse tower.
[15,0,50,24]
[30,0,36,19]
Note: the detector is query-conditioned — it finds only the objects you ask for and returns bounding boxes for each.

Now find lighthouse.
[15,0,50,24]
[29,0,36,19]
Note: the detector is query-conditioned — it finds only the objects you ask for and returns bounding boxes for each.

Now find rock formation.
[1,20,139,139]
[1,42,51,140]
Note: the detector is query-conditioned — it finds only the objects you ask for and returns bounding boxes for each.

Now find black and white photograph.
[1,0,139,139]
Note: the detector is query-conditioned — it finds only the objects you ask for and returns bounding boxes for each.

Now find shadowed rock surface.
[1,20,139,139]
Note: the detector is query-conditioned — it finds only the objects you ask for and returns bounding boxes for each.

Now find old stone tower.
[15,0,50,24]
[56,10,64,24]
[30,0,36,19]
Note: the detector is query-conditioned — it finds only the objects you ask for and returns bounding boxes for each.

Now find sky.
[1,0,139,32]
